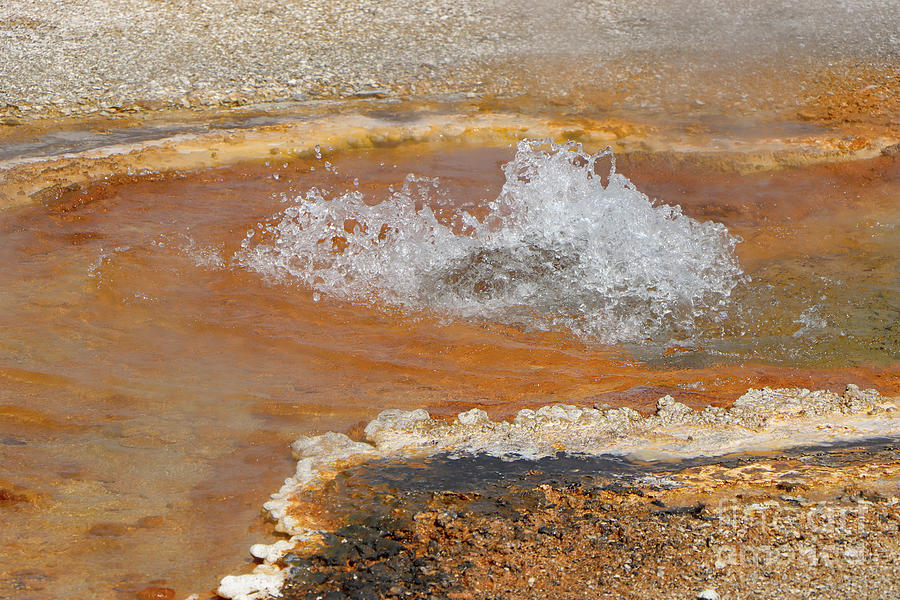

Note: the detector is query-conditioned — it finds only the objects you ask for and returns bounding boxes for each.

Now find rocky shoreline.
[275,450,900,600]
[218,385,900,600]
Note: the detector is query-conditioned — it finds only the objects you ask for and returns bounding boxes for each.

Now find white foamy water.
[239,140,745,343]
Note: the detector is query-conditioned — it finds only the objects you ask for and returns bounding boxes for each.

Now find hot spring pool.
[0,128,897,599]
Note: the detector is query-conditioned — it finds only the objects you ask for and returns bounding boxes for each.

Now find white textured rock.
[654,395,697,425]
[291,431,376,460]
[259,432,381,536]
[364,408,431,444]
[535,403,584,424]
[249,540,294,563]
[697,589,720,600]
[352,385,898,460]
[457,408,490,426]
[217,567,286,600]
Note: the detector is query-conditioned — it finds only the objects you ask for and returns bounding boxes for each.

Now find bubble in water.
[239,139,745,344]
[792,305,828,338]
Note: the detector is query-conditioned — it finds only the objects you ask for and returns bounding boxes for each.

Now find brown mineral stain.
[88,522,132,537]
[0,488,29,506]
[135,516,165,529]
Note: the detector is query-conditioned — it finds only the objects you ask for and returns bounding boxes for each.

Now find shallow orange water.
[0,141,897,599]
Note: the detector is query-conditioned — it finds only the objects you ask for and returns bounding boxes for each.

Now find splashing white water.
[239,139,745,343]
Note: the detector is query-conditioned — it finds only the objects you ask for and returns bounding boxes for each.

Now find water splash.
[239,140,745,343]
[792,305,828,339]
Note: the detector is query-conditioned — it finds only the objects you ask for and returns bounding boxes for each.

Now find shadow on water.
[318,435,900,513]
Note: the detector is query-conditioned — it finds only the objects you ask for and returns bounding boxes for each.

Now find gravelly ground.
[1,0,897,121]
[276,445,900,600]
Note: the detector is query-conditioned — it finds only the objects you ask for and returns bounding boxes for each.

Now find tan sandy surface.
[0,0,897,128]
